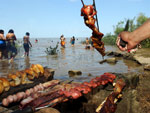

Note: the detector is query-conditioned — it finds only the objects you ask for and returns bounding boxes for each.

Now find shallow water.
[0,38,141,82]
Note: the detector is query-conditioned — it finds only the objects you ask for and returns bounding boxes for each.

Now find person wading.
[23,32,32,57]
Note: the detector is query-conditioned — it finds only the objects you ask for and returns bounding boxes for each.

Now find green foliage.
[45,42,59,55]
[102,33,116,45]
[129,17,136,32]
[141,38,150,48]
[113,21,124,35]
[136,13,148,28]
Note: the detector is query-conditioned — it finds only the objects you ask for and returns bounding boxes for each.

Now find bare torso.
[23,36,29,44]
[6,33,16,42]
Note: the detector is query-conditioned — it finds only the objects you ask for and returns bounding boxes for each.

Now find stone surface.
[143,64,150,70]
[99,57,117,64]
[44,68,55,80]
[106,50,150,65]
[106,57,117,63]
[68,70,82,77]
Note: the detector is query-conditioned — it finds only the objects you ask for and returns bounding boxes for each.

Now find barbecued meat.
[96,79,125,113]
[81,4,105,56]
[2,73,117,110]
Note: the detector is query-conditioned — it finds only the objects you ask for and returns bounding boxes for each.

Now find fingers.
[116,36,127,51]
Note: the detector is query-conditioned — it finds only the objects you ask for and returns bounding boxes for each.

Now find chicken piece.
[8,74,21,86]
[30,64,40,77]
[0,77,10,91]
[0,82,4,94]
[25,68,37,80]
[36,64,44,75]
[15,71,22,78]
[20,71,33,84]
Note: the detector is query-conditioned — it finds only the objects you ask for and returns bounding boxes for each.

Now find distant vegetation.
[102,13,150,48]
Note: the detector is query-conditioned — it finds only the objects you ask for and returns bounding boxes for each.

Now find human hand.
[116,31,137,51]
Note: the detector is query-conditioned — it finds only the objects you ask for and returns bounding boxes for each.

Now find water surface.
[0,38,141,82]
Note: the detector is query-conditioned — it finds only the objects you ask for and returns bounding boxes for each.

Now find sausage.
[12,94,18,102]
[7,95,14,103]
[2,98,9,106]
[33,86,38,92]
[16,92,24,101]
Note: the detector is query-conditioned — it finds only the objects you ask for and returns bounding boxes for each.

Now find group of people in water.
[60,35,76,48]
[1,17,150,63]
[0,29,32,62]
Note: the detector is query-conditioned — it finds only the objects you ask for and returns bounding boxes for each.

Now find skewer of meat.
[19,80,74,109]
[19,82,81,109]
[96,79,125,113]
[1,80,61,107]
[81,1,105,57]
[11,96,67,113]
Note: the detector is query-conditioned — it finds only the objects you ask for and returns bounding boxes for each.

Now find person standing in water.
[23,32,32,57]
[0,29,7,59]
[60,35,65,48]
[6,29,17,62]
[71,36,75,47]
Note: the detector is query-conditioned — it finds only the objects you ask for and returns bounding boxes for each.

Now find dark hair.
[26,32,30,36]
[8,29,14,33]
[0,29,4,34]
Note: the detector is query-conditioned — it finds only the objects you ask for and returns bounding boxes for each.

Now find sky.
[0,0,150,38]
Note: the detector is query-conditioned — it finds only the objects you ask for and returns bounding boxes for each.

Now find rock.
[134,55,150,65]
[68,70,82,77]
[121,73,139,89]
[99,59,107,64]
[106,57,117,63]
[99,57,117,64]
[36,107,60,113]
[144,64,150,70]
[44,68,55,80]
[106,51,123,57]
[88,73,92,76]
[123,53,135,60]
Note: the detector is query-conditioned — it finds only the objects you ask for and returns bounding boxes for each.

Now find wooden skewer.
[81,0,85,6]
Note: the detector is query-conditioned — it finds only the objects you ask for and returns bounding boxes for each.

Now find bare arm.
[131,19,150,44]
[28,38,32,47]
[0,34,6,40]
[13,35,17,40]
[29,41,32,47]
[116,19,150,51]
